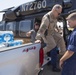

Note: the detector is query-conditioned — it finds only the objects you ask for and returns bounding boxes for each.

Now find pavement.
[39,64,61,75]
[39,54,62,75]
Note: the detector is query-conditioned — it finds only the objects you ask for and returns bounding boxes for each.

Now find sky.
[0,0,34,21]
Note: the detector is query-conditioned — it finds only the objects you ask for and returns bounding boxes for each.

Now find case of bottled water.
[7,40,23,47]
[0,31,14,43]
[0,31,23,47]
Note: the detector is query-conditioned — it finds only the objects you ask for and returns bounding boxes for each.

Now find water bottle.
[0,31,14,42]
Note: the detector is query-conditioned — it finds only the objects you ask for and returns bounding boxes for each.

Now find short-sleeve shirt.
[62,28,76,75]
[66,28,76,60]
[30,29,37,43]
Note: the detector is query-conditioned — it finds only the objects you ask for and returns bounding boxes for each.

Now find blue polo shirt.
[66,28,76,60]
[62,28,76,75]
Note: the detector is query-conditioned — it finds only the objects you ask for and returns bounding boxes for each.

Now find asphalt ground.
[39,54,62,75]
[39,64,61,75]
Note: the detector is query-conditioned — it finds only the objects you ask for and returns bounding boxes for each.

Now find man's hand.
[59,59,64,69]
[59,50,74,69]
[35,40,41,43]
[26,31,31,37]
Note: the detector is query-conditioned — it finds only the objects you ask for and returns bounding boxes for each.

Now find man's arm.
[59,50,74,69]
[36,16,49,40]
[26,30,33,37]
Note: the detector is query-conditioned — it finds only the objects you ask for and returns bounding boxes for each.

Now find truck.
[0,43,43,75]
[0,0,76,75]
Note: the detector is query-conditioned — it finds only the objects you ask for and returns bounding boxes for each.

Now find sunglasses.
[35,24,40,26]
[58,13,61,15]
[35,24,39,25]
[56,10,61,15]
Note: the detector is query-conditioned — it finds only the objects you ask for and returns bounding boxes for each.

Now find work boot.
[52,67,61,72]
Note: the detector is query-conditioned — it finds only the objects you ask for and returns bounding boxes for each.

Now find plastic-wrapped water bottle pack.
[7,40,23,47]
[0,31,23,48]
[0,31,14,43]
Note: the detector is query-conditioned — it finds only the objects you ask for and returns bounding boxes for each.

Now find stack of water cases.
[0,31,23,48]
[0,31,14,43]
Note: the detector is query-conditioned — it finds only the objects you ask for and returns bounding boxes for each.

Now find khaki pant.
[53,32,66,55]
[43,32,66,55]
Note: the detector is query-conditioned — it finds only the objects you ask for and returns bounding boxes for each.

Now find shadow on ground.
[39,54,62,75]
